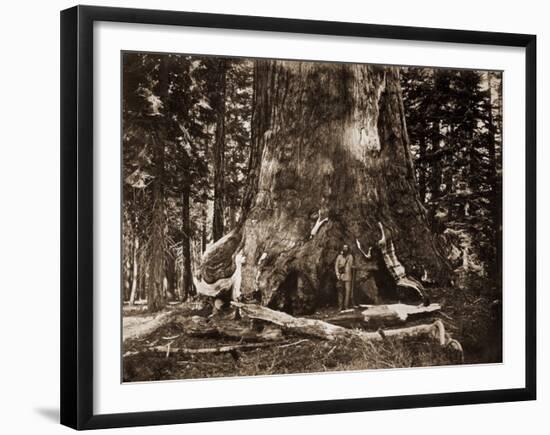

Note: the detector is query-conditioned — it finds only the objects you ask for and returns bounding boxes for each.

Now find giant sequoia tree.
[200,61,449,313]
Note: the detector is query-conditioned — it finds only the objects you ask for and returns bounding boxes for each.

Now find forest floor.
[122,286,502,382]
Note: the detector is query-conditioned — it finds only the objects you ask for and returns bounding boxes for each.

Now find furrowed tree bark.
[146,58,169,313]
[212,59,227,242]
[241,60,271,216]
[201,61,450,313]
[146,131,167,313]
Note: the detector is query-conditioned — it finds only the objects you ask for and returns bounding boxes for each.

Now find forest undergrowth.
[123,284,501,382]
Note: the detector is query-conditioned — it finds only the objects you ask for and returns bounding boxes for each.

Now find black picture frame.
[60,5,537,430]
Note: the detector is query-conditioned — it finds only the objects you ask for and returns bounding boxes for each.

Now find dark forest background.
[122,53,502,312]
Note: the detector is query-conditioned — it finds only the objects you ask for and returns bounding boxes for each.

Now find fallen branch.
[437,311,454,321]
[123,350,139,358]
[165,341,173,358]
[176,360,232,367]
[150,340,288,355]
[280,339,310,348]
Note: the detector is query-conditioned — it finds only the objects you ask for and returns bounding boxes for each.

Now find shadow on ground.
[34,407,59,423]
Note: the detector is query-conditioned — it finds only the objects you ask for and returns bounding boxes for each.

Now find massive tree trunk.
[200,61,450,314]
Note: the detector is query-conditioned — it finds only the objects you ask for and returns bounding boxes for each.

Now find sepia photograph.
[121,52,503,383]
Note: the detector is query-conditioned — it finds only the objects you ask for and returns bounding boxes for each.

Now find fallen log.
[362,303,441,325]
[233,302,356,340]
[232,302,463,357]
[324,303,441,328]
[210,322,283,341]
[123,308,285,344]
[173,314,284,342]
[123,311,175,342]
[323,310,365,327]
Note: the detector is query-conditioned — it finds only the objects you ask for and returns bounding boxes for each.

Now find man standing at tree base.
[335,244,354,310]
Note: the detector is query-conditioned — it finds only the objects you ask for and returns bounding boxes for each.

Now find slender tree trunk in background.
[212,59,227,242]
[443,123,454,222]
[181,182,193,299]
[123,256,131,301]
[146,58,169,313]
[201,207,207,253]
[122,225,133,301]
[467,128,477,193]
[487,72,501,279]
[129,235,139,304]
[137,266,145,301]
[165,257,176,300]
[128,190,140,305]
[418,132,427,203]
[146,131,167,312]
[227,206,237,230]
[429,120,441,224]
[201,61,449,313]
